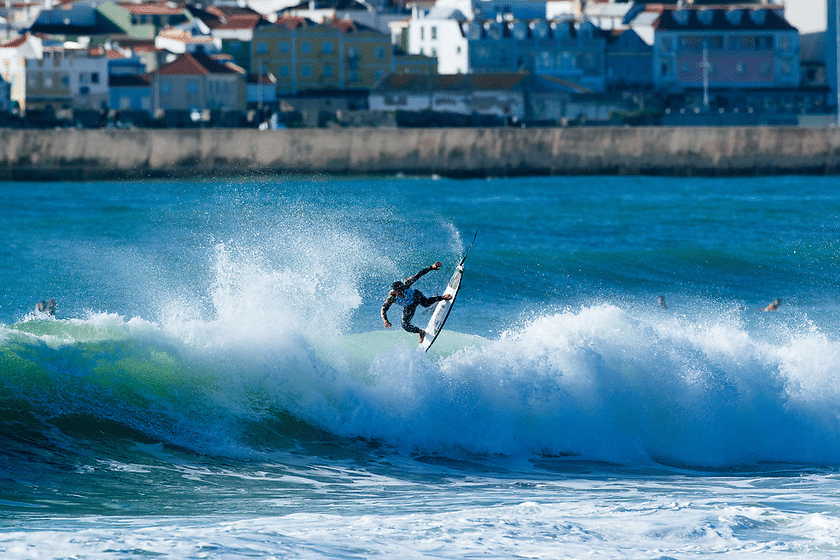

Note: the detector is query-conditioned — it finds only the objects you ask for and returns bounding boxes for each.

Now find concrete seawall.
[2,127,840,180]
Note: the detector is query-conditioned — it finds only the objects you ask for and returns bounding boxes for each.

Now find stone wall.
[1,126,839,180]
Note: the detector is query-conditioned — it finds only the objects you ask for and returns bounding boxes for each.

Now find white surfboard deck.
[419,232,476,353]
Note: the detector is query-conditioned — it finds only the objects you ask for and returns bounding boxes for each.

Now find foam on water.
[4,237,840,469]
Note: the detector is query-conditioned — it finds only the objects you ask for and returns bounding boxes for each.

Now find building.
[188,5,267,72]
[605,27,653,90]
[465,19,607,92]
[252,16,409,94]
[0,33,43,112]
[406,6,467,74]
[369,71,626,122]
[653,7,800,93]
[109,53,152,112]
[25,44,110,114]
[0,72,10,112]
[153,50,246,112]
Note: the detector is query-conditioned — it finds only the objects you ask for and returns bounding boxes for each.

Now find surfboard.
[419,231,477,352]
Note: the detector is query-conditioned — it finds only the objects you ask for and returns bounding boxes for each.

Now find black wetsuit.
[381,265,446,334]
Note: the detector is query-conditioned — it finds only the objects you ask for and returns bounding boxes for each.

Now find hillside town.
[0,0,831,128]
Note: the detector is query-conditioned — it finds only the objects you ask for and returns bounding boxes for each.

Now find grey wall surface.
[2,127,839,180]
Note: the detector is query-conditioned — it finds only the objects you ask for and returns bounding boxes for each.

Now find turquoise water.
[3,175,840,557]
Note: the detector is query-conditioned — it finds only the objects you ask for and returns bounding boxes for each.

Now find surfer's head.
[392,281,406,293]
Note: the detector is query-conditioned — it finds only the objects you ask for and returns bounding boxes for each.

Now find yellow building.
[252,16,434,94]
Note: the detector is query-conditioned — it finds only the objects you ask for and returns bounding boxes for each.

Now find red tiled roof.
[118,2,186,15]
[329,18,378,34]
[157,51,243,75]
[0,34,28,48]
[272,15,316,29]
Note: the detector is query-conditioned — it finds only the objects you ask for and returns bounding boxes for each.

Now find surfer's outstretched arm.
[381,293,395,328]
[405,262,442,287]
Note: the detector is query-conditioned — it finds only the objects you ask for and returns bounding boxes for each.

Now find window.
[349,69,359,81]
[161,81,171,94]
[301,65,312,77]
[44,74,52,88]
[279,41,290,54]
[420,26,424,40]
[301,41,312,54]
[760,61,772,76]
[256,42,267,54]
[60,74,69,88]
[736,62,747,75]
[322,65,333,77]
[660,37,673,53]
[431,26,437,40]
[374,46,385,59]
[91,72,99,84]
[322,41,333,54]
[278,65,290,77]
[188,81,198,94]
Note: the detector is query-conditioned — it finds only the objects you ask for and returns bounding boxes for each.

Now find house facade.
[25,45,110,113]
[406,7,467,74]
[466,19,607,92]
[653,7,800,92]
[605,27,653,90]
[252,16,398,94]
[154,50,246,112]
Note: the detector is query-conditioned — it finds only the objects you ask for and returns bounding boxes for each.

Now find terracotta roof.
[0,34,28,49]
[272,15,317,29]
[375,72,590,94]
[329,18,378,34]
[157,51,243,75]
[117,2,186,16]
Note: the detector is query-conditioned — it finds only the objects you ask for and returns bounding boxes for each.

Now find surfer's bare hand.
[432,262,442,270]
[442,294,452,300]
[384,321,392,328]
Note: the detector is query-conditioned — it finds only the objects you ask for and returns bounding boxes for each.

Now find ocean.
[2,174,840,558]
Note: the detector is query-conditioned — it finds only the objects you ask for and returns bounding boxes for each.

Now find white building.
[407,6,468,74]
[0,33,43,112]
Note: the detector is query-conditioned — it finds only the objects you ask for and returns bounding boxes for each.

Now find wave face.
[5,286,840,468]
[3,175,840,471]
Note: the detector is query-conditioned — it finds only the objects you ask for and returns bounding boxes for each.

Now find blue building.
[465,19,607,92]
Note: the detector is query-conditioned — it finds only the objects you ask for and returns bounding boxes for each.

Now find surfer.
[35,299,56,317]
[763,298,781,312]
[382,261,452,343]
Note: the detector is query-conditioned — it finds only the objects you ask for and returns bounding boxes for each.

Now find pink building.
[653,7,799,92]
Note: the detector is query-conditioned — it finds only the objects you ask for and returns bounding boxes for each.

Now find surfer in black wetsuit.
[382,262,452,343]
